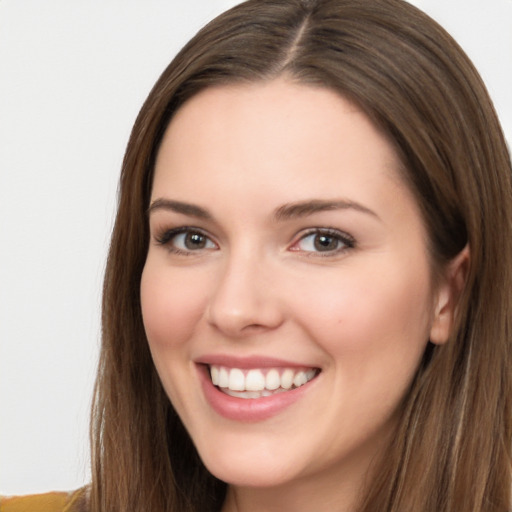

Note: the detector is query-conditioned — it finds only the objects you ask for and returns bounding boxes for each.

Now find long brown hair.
[90,1,512,510]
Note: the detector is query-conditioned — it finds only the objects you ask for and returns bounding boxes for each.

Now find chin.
[196,436,302,488]
[207,460,295,488]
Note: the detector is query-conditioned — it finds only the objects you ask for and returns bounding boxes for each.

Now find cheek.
[294,261,433,371]
[140,262,209,349]
[293,263,434,447]
[139,261,213,414]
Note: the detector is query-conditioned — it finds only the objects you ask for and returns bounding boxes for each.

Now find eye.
[291,229,355,254]
[156,227,217,254]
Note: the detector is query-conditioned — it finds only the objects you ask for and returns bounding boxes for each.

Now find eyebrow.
[147,198,212,219]
[147,197,380,222]
[273,199,380,222]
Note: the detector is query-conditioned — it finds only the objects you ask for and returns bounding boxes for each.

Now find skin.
[140,79,461,512]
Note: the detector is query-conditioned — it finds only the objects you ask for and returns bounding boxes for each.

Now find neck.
[222,482,358,512]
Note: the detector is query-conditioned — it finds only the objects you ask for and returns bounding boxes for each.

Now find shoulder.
[0,487,88,512]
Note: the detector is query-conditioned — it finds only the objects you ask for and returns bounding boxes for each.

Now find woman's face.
[141,79,450,496]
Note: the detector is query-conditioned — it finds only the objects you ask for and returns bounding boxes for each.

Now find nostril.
[206,299,284,337]
[242,323,268,332]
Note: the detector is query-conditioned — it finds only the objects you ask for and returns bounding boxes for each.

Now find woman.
[3,0,510,510]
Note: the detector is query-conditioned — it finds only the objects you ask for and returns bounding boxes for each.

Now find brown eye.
[184,232,208,249]
[314,234,340,251]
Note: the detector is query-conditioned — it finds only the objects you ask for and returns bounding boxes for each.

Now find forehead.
[153,79,404,194]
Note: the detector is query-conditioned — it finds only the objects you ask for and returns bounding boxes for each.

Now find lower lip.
[198,365,317,422]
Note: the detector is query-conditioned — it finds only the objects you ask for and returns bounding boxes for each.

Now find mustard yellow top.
[0,488,87,512]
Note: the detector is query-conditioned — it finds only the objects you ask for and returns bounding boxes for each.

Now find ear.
[429,245,470,345]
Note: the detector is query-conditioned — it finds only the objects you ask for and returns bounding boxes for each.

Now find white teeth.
[265,369,280,390]
[229,368,245,391]
[225,390,262,399]
[246,369,266,391]
[208,365,318,396]
[218,367,229,388]
[224,388,288,399]
[293,371,307,387]
[210,366,219,386]
[281,369,294,389]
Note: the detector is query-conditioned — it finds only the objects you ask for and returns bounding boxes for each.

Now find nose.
[206,252,284,338]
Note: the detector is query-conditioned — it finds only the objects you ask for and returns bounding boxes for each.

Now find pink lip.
[195,354,312,369]
[196,361,319,423]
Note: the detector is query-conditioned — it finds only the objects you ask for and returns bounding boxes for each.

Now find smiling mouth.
[209,365,320,399]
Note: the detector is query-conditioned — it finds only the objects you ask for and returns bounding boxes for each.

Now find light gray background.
[1,0,510,495]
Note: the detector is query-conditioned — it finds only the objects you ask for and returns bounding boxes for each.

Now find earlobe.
[429,245,470,345]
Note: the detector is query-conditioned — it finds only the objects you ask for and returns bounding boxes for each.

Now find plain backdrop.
[1,0,511,495]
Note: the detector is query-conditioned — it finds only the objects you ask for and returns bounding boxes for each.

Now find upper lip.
[195,354,319,370]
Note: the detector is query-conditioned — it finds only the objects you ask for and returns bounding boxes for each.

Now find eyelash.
[154,227,355,256]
